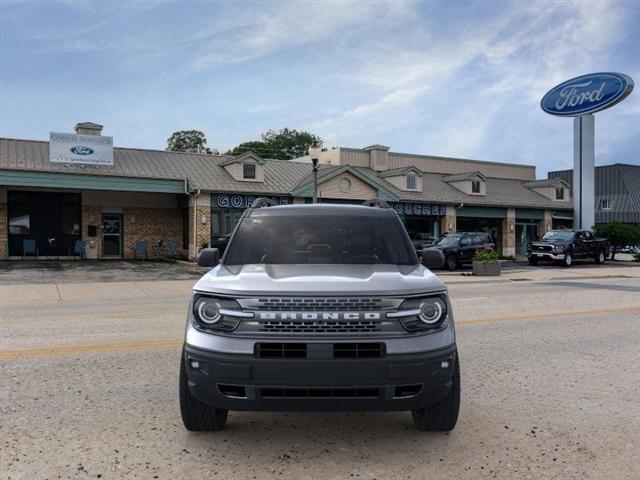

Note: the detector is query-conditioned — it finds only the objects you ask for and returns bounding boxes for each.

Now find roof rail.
[362,198,390,208]
[251,197,278,209]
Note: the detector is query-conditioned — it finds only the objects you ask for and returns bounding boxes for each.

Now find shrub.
[594,222,640,260]
[473,250,499,262]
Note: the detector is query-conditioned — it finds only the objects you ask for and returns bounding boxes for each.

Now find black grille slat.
[257,343,307,358]
[260,387,381,399]
[257,297,383,311]
[261,320,381,334]
[256,343,384,359]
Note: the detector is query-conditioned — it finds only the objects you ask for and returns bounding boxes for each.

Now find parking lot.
[1,261,640,479]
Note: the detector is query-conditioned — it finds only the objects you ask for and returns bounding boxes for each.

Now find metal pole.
[573,114,595,229]
[312,158,319,204]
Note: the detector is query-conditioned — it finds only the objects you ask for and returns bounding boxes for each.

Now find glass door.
[516,223,538,257]
[102,214,123,259]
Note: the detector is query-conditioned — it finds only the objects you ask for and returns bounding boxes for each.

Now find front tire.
[179,350,228,431]
[445,255,458,271]
[412,356,460,432]
[595,250,606,264]
[562,253,573,267]
[528,256,538,265]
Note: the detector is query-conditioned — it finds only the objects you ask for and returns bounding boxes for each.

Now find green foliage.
[225,141,270,157]
[226,128,322,160]
[473,250,499,262]
[167,130,217,154]
[593,222,640,259]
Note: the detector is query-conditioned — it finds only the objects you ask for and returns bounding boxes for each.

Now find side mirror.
[197,248,220,268]
[421,248,445,269]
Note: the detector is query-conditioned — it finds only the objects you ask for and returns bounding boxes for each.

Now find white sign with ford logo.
[49,132,114,166]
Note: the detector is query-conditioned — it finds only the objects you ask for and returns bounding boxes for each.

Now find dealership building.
[0,122,576,261]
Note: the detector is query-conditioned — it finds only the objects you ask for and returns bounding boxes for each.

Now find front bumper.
[528,251,564,260]
[183,343,457,412]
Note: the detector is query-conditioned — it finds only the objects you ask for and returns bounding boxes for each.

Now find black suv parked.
[425,232,495,270]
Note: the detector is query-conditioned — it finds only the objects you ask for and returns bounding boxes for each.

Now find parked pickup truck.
[180,198,459,432]
[527,230,609,267]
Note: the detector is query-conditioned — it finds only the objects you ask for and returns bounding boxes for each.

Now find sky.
[1,0,638,177]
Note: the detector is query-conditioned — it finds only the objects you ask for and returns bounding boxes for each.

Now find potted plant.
[472,250,501,276]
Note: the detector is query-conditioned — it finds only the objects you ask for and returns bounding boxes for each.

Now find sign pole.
[573,114,595,229]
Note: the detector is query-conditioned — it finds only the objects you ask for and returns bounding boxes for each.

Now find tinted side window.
[472,235,483,246]
[460,236,472,247]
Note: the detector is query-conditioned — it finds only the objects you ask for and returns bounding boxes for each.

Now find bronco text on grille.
[180,202,460,432]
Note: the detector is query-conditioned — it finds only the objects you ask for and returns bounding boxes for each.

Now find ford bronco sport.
[180,199,460,432]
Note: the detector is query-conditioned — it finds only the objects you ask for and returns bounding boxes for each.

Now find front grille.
[257,343,307,358]
[333,343,384,358]
[261,319,381,333]
[255,297,384,311]
[256,342,384,359]
[534,244,553,252]
[260,387,381,398]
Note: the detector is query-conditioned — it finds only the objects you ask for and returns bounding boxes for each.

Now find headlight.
[192,295,251,331]
[195,298,221,324]
[419,299,444,324]
[555,245,565,253]
[387,295,448,331]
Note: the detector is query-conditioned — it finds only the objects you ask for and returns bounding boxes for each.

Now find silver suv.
[180,200,460,432]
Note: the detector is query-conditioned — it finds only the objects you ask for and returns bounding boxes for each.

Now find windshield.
[542,231,574,241]
[224,213,417,265]
[433,235,461,247]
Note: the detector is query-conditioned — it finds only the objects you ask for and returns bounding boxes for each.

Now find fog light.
[440,361,450,369]
[189,360,200,369]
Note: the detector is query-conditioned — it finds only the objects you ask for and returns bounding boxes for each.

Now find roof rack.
[362,198,390,208]
[251,197,278,209]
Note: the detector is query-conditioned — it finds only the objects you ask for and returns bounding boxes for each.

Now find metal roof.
[443,171,486,182]
[0,137,573,210]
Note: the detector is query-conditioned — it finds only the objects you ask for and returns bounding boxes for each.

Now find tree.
[593,222,640,260]
[167,130,217,154]
[226,128,322,160]
[225,141,269,157]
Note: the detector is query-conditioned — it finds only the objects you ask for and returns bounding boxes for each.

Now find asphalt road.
[1,271,639,479]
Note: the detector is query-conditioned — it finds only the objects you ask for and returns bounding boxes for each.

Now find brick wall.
[0,200,7,261]
[440,205,457,234]
[122,207,182,260]
[502,208,516,257]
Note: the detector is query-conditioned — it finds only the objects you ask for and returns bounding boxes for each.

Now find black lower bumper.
[183,344,457,412]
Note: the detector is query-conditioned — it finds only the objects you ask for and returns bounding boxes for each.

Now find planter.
[472,260,501,276]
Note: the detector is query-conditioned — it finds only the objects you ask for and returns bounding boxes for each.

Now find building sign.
[213,193,290,209]
[540,72,634,117]
[391,202,447,216]
[49,132,114,165]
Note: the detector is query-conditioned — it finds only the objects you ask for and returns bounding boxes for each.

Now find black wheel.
[445,255,457,271]
[528,256,539,266]
[595,250,606,264]
[562,253,573,267]
[412,356,460,432]
[179,350,228,431]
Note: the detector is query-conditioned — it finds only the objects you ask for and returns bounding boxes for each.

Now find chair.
[22,239,38,261]
[133,240,149,260]
[165,240,177,259]
[68,240,86,260]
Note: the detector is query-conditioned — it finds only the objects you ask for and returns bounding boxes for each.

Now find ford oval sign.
[541,72,634,116]
[70,145,95,155]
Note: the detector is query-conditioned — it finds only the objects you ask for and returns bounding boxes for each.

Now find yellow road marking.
[1,306,639,360]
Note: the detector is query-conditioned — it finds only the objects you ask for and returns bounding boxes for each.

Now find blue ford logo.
[541,72,634,116]
[70,146,95,155]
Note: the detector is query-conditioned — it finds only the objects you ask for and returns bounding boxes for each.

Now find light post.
[309,144,321,204]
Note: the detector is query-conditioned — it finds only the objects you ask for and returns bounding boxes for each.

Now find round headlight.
[419,299,444,324]
[196,299,221,324]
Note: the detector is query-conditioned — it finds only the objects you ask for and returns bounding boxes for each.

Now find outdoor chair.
[166,240,178,259]
[22,239,38,261]
[133,240,149,260]
[68,240,86,260]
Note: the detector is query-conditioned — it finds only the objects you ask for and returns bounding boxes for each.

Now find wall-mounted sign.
[213,193,290,209]
[541,72,634,117]
[49,132,114,165]
[391,202,447,216]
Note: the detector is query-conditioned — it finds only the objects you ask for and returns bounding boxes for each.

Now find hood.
[194,264,446,296]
